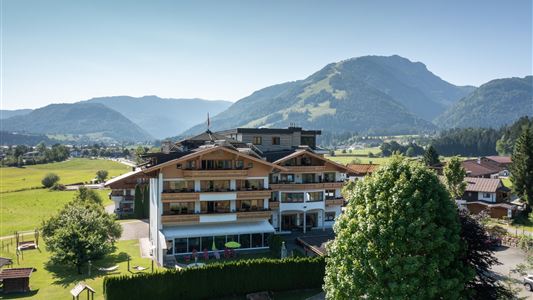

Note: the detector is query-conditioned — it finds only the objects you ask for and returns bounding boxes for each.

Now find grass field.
[0,158,131,193]
[0,189,111,236]
[0,239,158,300]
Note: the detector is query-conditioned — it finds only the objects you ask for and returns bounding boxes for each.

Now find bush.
[268,234,284,258]
[104,257,325,300]
[49,183,66,191]
[41,173,60,188]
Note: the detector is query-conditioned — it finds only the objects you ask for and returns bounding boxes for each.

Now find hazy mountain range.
[2,55,531,144]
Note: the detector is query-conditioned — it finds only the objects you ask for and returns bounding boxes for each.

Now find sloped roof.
[465,177,502,193]
[272,149,350,172]
[484,156,512,164]
[461,160,500,177]
[104,169,144,187]
[70,282,95,297]
[0,268,33,279]
[346,164,380,175]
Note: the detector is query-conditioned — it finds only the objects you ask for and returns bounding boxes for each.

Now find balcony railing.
[325,198,344,206]
[161,214,200,224]
[282,166,326,172]
[162,192,200,202]
[161,209,271,224]
[236,190,271,200]
[270,181,344,190]
[182,169,248,178]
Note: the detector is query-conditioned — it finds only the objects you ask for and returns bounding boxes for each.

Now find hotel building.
[105,127,349,266]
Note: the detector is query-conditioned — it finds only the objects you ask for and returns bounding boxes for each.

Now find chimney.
[161,141,172,154]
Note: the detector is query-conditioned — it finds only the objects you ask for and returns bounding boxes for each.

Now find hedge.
[104,257,325,300]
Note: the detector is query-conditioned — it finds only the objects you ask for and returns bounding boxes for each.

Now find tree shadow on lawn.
[44,251,130,287]
[2,289,39,299]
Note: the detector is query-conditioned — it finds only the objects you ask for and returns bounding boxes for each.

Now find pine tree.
[143,185,150,219]
[510,125,533,207]
[423,145,440,166]
[133,184,144,219]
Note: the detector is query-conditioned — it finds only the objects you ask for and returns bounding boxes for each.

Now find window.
[201,236,213,251]
[301,136,315,147]
[483,193,491,198]
[166,240,174,255]
[252,136,262,145]
[215,236,226,250]
[252,233,263,248]
[272,137,280,145]
[165,180,194,192]
[188,237,200,253]
[174,238,188,254]
[240,234,251,248]
[201,201,230,213]
[169,202,194,214]
[238,199,264,211]
[308,192,324,202]
[185,160,196,169]
[281,192,304,203]
[325,212,336,221]
[324,172,336,182]
[300,156,312,166]
[235,160,244,169]
[302,173,315,183]
[325,189,335,200]
[280,174,294,183]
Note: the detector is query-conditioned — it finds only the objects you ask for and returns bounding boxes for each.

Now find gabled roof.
[465,177,503,193]
[346,164,380,175]
[104,169,144,187]
[143,145,287,173]
[273,149,350,172]
[0,268,33,279]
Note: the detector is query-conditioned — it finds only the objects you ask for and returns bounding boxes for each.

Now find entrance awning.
[162,220,275,239]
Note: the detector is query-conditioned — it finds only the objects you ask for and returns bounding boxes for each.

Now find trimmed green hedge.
[104,257,325,300]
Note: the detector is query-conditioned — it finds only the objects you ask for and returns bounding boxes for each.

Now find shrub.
[41,173,60,188]
[104,257,325,300]
[268,234,284,258]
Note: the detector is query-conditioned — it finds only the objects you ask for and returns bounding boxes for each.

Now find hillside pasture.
[0,158,130,193]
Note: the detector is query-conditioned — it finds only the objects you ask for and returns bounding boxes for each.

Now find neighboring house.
[345,163,380,180]
[20,151,40,162]
[105,126,348,266]
[461,156,512,178]
[458,177,517,219]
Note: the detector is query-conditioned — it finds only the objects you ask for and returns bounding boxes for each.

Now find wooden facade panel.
[182,169,249,178]
[236,210,272,220]
[283,166,326,172]
[269,201,279,209]
[161,214,200,224]
[236,190,271,200]
[161,192,200,202]
[325,199,344,206]
[271,182,344,190]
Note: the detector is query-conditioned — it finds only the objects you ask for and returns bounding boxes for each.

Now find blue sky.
[2,0,532,109]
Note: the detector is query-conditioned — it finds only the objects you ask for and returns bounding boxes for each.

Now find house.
[458,177,517,218]
[0,268,34,293]
[461,156,512,178]
[105,126,348,266]
[345,163,380,180]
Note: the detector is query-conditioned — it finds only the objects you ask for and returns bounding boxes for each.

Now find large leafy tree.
[423,145,441,166]
[96,169,109,183]
[444,156,467,200]
[458,210,514,299]
[510,125,533,207]
[324,157,471,299]
[42,195,122,274]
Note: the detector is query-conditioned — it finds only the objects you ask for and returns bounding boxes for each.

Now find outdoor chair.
[214,251,221,260]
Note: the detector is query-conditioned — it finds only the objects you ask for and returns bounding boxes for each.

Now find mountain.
[183,55,473,136]
[0,109,32,119]
[434,76,533,129]
[1,103,153,143]
[84,96,231,139]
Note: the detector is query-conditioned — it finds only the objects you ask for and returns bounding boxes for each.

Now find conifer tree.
[510,125,533,207]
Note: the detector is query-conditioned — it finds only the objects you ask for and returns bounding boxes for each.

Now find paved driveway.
[492,246,531,298]
[119,220,149,241]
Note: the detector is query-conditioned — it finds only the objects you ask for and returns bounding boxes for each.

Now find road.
[493,246,532,299]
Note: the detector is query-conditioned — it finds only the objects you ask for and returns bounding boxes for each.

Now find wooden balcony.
[269,201,279,209]
[182,169,248,178]
[325,198,344,206]
[161,214,200,224]
[162,192,200,203]
[270,182,345,190]
[236,190,271,200]
[283,166,326,173]
[236,210,272,220]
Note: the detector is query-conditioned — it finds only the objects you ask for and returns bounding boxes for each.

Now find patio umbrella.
[212,240,217,251]
[281,241,287,259]
[225,241,241,249]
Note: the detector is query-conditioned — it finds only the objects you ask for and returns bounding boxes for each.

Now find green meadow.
[0,158,131,193]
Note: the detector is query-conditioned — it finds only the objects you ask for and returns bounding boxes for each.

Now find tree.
[444,156,467,200]
[42,173,60,188]
[36,142,47,154]
[133,185,144,219]
[135,146,147,164]
[143,185,150,219]
[41,200,122,274]
[324,157,471,299]
[423,145,440,166]
[510,125,533,207]
[458,210,514,299]
[405,146,415,157]
[96,170,109,183]
[74,186,103,205]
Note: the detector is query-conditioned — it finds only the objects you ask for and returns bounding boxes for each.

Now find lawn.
[0,189,111,236]
[0,158,131,193]
[326,155,393,165]
[334,147,381,156]
[0,239,158,300]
